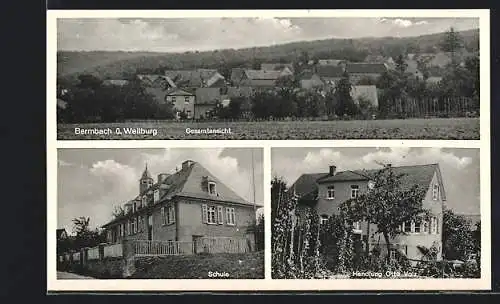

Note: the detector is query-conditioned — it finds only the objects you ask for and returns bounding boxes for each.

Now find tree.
[112,205,125,219]
[72,217,104,249]
[439,27,463,63]
[228,97,244,119]
[333,71,357,117]
[442,208,474,261]
[340,164,428,261]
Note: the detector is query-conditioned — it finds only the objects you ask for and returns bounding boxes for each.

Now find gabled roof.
[261,63,294,72]
[195,88,221,105]
[230,68,246,84]
[316,65,344,78]
[318,59,345,66]
[102,161,257,228]
[137,74,175,88]
[166,88,195,96]
[244,69,283,80]
[346,63,388,74]
[164,69,223,88]
[292,164,445,205]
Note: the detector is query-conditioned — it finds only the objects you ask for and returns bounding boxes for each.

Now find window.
[142,195,147,207]
[132,203,136,213]
[430,217,437,234]
[127,220,131,235]
[139,216,143,232]
[226,207,236,225]
[403,221,412,233]
[320,215,329,225]
[184,96,190,104]
[414,219,421,233]
[131,218,135,234]
[353,221,361,231]
[161,207,166,225]
[207,206,217,224]
[432,184,439,200]
[350,185,360,198]
[208,182,217,195]
[327,186,335,199]
[217,206,224,224]
[168,205,176,224]
[154,190,160,203]
[423,219,429,234]
[171,96,177,104]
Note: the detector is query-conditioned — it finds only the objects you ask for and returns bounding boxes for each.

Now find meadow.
[57,117,480,140]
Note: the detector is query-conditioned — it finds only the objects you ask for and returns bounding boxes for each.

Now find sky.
[271,147,480,216]
[57,17,479,52]
[57,148,263,234]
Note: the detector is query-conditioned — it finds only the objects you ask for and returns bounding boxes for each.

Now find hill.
[57,28,479,82]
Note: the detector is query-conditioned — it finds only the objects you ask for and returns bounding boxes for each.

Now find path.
[57,271,96,279]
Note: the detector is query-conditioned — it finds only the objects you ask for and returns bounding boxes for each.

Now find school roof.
[102,161,258,228]
[291,163,445,204]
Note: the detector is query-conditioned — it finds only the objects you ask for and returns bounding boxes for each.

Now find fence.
[134,240,193,256]
[195,237,250,254]
[384,97,478,118]
[87,246,100,260]
[103,243,123,258]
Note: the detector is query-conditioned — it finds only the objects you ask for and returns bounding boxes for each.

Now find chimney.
[329,165,337,176]
[157,173,169,184]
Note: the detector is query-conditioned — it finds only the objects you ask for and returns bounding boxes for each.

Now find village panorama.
[56,18,480,140]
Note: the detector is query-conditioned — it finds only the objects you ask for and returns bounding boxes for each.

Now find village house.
[165,88,196,119]
[227,86,255,118]
[164,69,226,89]
[261,63,295,76]
[290,163,445,261]
[102,160,259,250]
[405,59,425,80]
[136,74,177,104]
[317,59,347,69]
[194,87,221,119]
[345,63,388,84]
[230,68,287,88]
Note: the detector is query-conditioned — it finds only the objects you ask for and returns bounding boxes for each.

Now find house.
[405,60,424,80]
[290,163,445,261]
[317,59,346,68]
[164,69,226,88]
[137,75,176,90]
[345,63,388,84]
[101,160,259,249]
[315,65,345,87]
[261,63,294,75]
[230,69,284,88]
[298,70,325,90]
[165,88,196,119]
[194,88,221,119]
[426,76,443,85]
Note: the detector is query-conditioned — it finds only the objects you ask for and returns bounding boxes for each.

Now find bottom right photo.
[271,147,481,280]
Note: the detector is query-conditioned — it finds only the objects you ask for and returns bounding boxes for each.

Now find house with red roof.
[102,160,259,251]
[290,163,445,261]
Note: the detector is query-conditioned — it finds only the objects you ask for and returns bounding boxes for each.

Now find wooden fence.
[385,97,478,118]
[134,240,193,256]
[195,237,250,254]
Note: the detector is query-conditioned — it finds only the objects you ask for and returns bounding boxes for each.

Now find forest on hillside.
[57,28,479,83]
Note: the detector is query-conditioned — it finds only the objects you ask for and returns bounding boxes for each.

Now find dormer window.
[154,189,160,203]
[142,195,147,207]
[320,214,329,225]
[208,182,217,196]
[327,186,335,199]
[432,184,439,200]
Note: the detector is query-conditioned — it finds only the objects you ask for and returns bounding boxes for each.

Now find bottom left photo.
[54,147,264,279]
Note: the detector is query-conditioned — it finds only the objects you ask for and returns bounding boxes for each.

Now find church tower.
[139,163,154,194]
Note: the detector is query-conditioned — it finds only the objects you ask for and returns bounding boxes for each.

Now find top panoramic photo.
[54,14,483,140]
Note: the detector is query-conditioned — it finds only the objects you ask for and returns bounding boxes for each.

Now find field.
[58,118,480,140]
